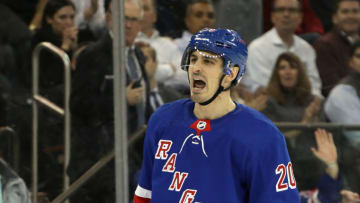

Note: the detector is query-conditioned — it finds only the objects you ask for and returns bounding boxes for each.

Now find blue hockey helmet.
[181,28,248,86]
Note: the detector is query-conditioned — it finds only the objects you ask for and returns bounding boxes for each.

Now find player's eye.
[190,57,197,64]
[203,58,215,65]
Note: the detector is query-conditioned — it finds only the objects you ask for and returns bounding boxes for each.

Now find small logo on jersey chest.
[196,121,207,130]
[190,119,211,135]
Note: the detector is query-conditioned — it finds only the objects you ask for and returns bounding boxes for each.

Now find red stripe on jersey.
[133,195,151,203]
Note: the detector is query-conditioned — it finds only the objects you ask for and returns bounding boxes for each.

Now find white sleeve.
[304,47,323,97]
[243,42,269,92]
[155,64,175,83]
[325,84,360,123]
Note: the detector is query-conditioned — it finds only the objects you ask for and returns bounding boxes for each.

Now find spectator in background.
[259,53,325,190]
[263,0,324,44]
[174,0,216,53]
[29,1,96,198]
[71,0,150,138]
[72,0,107,38]
[136,42,184,111]
[69,0,151,201]
[260,52,324,123]
[314,0,360,97]
[300,129,360,203]
[30,0,94,95]
[318,41,360,194]
[243,0,322,98]
[136,0,188,93]
[325,41,360,149]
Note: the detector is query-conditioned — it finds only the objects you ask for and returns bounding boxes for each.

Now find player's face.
[271,0,302,34]
[278,59,298,89]
[46,5,75,36]
[333,1,360,35]
[185,3,215,34]
[350,47,360,72]
[188,50,223,103]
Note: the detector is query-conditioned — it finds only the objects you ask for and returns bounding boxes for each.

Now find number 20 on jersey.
[275,162,296,192]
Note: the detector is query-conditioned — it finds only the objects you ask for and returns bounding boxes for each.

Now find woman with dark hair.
[260,52,327,192]
[40,0,78,51]
[27,0,94,199]
[261,52,324,123]
[30,0,94,92]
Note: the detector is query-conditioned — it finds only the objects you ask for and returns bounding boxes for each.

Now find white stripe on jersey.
[135,185,152,199]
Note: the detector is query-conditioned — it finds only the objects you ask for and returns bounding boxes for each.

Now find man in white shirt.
[243,0,322,97]
[136,0,188,92]
[173,0,216,53]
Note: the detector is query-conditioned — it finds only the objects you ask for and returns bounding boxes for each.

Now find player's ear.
[228,66,239,81]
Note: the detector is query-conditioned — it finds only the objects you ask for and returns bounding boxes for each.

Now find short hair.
[42,0,75,27]
[271,0,302,11]
[104,0,144,18]
[266,52,311,105]
[335,0,360,13]
[185,0,213,16]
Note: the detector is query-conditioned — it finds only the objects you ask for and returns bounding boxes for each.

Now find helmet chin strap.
[199,74,228,106]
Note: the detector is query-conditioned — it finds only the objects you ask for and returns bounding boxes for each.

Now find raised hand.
[341,190,360,203]
[311,129,339,179]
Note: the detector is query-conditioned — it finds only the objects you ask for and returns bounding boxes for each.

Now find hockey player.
[133,28,300,202]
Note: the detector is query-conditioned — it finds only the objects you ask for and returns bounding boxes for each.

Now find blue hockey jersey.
[134,99,300,203]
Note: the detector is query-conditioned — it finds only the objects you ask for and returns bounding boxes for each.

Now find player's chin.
[190,94,208,104]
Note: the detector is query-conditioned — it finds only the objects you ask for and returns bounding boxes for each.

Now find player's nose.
[191,63,202,73]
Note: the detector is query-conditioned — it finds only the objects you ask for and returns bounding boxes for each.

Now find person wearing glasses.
[69,0,152,202]
[314,0,360,97]
[242,0,322,100]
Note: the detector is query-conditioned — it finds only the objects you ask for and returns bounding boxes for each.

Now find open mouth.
[193,79,206,90]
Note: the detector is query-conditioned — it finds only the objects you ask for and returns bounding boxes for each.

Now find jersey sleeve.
[237,122,300,202]
[133,112,159,202]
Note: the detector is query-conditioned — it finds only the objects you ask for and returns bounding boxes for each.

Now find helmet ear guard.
[222,61,245,91]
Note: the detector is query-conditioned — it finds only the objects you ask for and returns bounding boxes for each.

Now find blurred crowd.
[0,0,360,202]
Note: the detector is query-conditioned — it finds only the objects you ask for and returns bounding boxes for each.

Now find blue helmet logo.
[181,28,248,86]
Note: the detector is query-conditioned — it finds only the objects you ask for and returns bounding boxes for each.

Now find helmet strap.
[199,74,226,106]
